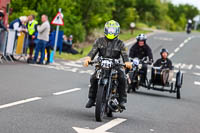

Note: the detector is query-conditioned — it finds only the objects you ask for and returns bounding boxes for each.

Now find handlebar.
[88,58,125,68]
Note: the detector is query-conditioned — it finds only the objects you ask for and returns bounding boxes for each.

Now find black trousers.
[88,68,127,103]
[63,45,78,54]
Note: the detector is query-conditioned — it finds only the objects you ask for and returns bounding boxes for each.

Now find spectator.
[27,15,38,62]
[9,16,28,61]
[62,35,83,55]
[45,28,54,65]
[0,12,7,31]
[33,14,50,64]
[9,16,28,32]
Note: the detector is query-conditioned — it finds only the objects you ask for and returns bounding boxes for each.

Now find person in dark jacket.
[129,33,153,83]
[9,16,28,32]
[62,35,83,54]
[83,20,132,109]
[154,48,173,69]
[8,16,28,61]
[0,12,7,31]
[154,48,173,85]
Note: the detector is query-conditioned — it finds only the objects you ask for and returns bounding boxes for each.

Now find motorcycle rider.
[154,48,173,84]
[129,34,153,84]
[83,20,132,109]
[186,19,192,33]
[154,48,172,69]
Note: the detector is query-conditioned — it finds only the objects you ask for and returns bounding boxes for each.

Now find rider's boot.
[85,98,95,108]
[119,101,126,110]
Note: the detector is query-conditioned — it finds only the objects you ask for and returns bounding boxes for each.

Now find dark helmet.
[160,48,169,56]
[136,34,147,41]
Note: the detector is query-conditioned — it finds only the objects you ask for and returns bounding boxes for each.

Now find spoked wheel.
[95,84,107,122]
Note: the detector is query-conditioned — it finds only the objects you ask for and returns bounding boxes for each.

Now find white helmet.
[188,19,192,23]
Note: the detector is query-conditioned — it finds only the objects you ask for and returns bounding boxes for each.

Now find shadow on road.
[128,90,177,100]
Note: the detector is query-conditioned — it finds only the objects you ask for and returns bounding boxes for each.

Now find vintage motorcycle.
[127,57,151,93]
[89,57,125,122]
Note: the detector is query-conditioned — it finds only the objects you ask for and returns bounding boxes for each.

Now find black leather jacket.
[88,37,129,62]
[129,42,153,61]
[154,58,173,70]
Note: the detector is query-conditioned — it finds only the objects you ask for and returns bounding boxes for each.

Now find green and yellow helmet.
[104,20,120,40]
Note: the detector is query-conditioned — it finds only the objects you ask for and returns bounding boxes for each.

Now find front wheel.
[95,84,107,122]
[106,108,113,117]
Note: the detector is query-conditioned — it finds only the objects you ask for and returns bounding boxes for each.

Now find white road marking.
[184,40,188,43]
[194,81,200,86]
[179,43,184,48]
[174,47,180,53]
[0,97,42,109]
[53,88,81,96]
[79,70,94,74]
[181,64,186,69]
[195,65,200,69]
[154,37,173,41]
[168,53,174,59]
[150,129,155,132]
[51,62,61,66]
[62,62,83,68]
[188,64,193,70]
[174,63,181,69]
[73,118,127,133]
[193,72,200,76]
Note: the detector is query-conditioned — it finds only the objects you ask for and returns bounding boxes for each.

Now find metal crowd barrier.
[0,28,28,63]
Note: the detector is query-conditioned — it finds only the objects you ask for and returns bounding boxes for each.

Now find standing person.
[9,16,28,60]
[9,16,28,32]
[45,28,54,65]
[27,15,38,62]
[84,20,132,109]
[33,14,50,64]
[129,34,153,84]
[0,12,7,31]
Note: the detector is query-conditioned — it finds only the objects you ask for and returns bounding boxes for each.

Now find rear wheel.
[176,72,183,99]
[95,84,107,122]
[176,87,181,99]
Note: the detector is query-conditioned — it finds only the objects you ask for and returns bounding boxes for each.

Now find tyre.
[176,87,181,99]
[95,84,107,122]
[106,108,113,117]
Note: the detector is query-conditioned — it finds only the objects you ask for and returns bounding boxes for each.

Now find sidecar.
[148,67,183,99]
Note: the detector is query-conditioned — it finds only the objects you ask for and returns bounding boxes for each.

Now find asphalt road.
[0,31,200,133]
